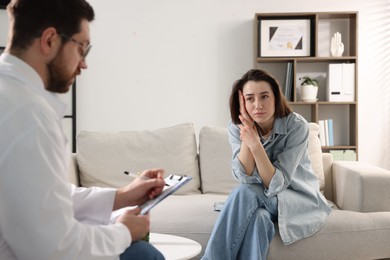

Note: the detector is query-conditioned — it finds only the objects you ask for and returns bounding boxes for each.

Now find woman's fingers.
[239,115,249,127]
[238,90,254,124]
[238,90,246,115]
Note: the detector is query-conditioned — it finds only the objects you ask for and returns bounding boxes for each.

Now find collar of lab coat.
[0,53,67,118]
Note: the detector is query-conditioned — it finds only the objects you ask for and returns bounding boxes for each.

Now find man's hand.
[113,168,165,211]
[116,207,150,241]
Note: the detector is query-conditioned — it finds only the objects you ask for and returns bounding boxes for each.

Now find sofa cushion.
[308,123,325,192]
[199,126,238,194]
[150,193,228,251]
[199,123,324,194]
[268,210,390,260]
[76,123,200,194]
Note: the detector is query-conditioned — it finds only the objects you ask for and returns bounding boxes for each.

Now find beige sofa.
[68,123,390,260]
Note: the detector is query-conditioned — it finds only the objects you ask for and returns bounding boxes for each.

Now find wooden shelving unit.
[254,12,358,158]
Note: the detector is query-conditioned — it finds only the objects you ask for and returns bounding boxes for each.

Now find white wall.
[0,9,8,45]
[1,0,390,170]
[357,0,390,170]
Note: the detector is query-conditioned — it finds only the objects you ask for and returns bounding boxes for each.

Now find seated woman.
[202,69,331,260]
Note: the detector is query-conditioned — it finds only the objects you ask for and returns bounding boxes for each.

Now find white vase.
[301,85,318,102]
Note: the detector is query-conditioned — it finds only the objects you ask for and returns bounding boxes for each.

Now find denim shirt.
[228,112,331,245]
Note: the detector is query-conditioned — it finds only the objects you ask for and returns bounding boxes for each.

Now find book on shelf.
[318,120,326,146]
[324,119,329,146]
[327,119,334,146]
[283,62,293,101]
[318,118,334,146]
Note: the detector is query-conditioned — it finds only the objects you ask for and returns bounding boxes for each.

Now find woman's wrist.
[248,141,262,153]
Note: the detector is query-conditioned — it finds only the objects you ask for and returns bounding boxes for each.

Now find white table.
[150,233,202,260]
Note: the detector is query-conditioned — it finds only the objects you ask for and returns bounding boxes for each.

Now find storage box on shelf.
[254,12,358,158]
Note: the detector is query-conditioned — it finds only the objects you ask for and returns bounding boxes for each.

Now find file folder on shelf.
[327,63,355,102]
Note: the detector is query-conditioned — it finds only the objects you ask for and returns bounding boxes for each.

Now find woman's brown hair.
[229,69,292,124]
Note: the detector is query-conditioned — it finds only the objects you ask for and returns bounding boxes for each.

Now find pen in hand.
[123,171,169,186]
[124,171,148,180]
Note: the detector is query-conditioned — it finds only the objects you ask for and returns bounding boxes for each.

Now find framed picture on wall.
[0,0,10,9]
[258,17,314,57]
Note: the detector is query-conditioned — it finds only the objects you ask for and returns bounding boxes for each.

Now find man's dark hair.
[8,0,94,50]
[229,69,292,125]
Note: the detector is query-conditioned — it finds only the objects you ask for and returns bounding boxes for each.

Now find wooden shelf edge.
[321,146,356,150]
[289,101,357,105]
[256,56,357,62]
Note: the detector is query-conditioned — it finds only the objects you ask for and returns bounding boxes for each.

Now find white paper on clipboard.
[139,174,192,215]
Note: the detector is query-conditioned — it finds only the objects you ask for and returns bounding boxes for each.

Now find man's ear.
[40,27,61,56]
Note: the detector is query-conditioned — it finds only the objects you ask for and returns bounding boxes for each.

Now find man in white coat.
[0,0,166,259]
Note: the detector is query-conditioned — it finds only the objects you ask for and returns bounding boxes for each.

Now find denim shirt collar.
[261,116,287,145]
[273,116,288,136]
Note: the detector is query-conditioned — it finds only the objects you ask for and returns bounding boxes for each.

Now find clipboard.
[139,174,192,215]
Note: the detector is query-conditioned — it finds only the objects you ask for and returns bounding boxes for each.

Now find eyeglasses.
[60,34,92,59]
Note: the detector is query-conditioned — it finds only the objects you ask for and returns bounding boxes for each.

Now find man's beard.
[46,50,79,94]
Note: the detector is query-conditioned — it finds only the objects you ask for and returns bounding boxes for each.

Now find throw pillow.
[199,126,238,194]
[308,122,325,192]
[76,123,200,194]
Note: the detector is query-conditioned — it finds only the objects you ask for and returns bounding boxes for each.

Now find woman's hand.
[238,90,261,151]
[238,90,254,126]
[238,115,261,152]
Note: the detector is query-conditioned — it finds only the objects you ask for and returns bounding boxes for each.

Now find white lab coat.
[0,53,131,260]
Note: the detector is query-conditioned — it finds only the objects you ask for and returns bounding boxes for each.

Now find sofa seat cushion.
[76,123,201,194]
[150,193,228,253]
[268,210,390,260]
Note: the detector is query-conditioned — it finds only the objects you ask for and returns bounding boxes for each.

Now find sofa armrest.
[333,161,390,212]
[68,153,80,186]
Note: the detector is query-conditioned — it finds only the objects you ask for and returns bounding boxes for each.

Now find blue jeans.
[202,184,278,260]
[120,240,165,260]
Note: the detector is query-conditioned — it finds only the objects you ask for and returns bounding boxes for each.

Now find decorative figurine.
[330,32,344,57]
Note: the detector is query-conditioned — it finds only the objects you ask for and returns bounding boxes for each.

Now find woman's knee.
[231,184,266,200]
[256,208,276,234]
[233,184,256,196]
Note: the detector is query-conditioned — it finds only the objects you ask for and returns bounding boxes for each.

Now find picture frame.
[258,18,313,57]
